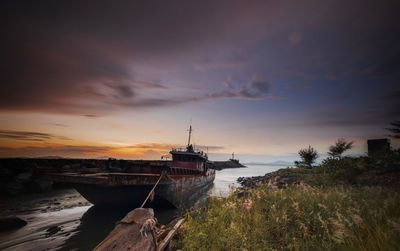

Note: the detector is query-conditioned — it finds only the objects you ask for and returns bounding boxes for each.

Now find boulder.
[46,226,61,236]
[0,216,27,232]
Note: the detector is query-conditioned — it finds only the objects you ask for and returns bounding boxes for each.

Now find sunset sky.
[1,0,399,162]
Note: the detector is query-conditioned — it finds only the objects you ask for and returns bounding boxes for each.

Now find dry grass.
[178,186,400,251]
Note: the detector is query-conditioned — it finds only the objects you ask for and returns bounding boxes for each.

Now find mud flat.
[0,188,186,250]
[0,189,92,250]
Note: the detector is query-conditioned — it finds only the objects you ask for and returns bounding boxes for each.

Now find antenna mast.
[187,125,192,147]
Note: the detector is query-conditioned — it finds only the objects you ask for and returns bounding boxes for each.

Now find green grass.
[178,186,400,251]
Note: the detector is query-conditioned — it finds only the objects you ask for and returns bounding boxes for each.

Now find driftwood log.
[94,208,157,251]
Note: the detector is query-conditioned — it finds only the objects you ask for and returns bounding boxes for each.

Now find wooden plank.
[157,218,185,251]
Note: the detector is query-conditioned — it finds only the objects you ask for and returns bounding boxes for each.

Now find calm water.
[210,164,283,197]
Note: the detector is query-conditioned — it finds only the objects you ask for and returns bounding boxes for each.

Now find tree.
[387,120,400,139]
[296,145,318,168]
[328,138,354,159]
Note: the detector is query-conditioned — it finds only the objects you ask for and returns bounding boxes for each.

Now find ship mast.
[187,125,192,147]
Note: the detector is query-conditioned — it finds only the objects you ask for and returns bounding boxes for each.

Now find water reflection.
[60,205,129,250]
[60,204,180,250]
[60,183,214,250]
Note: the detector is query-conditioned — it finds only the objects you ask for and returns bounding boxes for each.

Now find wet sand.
[0,189,179,250]
[0,189,91,250]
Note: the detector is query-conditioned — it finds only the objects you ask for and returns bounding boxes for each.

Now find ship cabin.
[169,144,208,175]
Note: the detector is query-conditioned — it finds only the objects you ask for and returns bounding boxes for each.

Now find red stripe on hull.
[172,161,202,169]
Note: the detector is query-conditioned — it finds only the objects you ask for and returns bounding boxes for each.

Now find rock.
[33,179,53,192]
[46,226,61,236]
[0,216,27,232]
[276,180,286,188]
[237,176,265,188]
[16,172,33,182]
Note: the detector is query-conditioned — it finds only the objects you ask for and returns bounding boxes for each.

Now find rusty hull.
[44,171,215,207]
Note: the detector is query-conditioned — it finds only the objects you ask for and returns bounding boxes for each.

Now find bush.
[328,139,354,159]
[296,146,318,168]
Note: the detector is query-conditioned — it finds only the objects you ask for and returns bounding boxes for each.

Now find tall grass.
[178,186,400,251]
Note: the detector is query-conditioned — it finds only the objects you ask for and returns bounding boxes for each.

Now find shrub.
[296,145,318,168]
[328,138,354,159]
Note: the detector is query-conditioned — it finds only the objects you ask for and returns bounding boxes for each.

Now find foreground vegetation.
[179,186,400,250]
[176,139,400,250]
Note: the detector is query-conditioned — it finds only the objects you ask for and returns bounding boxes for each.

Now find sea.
[210,164,283,197]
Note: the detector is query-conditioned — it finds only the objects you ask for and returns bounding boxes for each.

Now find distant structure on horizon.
[367,138,391,156]
[230,152,240,164]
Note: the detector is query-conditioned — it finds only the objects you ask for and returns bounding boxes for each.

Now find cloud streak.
[0,130,70,142]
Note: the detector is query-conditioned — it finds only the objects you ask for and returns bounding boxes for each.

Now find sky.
[1,0,399,162]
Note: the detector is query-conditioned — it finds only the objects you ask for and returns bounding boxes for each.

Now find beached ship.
[43,126,215,208]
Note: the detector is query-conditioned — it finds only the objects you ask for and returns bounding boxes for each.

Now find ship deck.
[44,172,202,186]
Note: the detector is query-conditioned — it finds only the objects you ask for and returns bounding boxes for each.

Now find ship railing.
[171,148,207,156]
[171,148,188,152]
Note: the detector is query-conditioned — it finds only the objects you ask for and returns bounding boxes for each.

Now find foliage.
[178,186,400,251]
[387,120,400,139]
[318,157,367,185]
[296,145,318,168]
[315,150,400,186]
[366,148,400,172]
[328,138,354,159]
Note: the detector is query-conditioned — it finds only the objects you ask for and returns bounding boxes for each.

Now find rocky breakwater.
[210,159,246,170]
[0,158,107,196]
[237,168,303,189]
